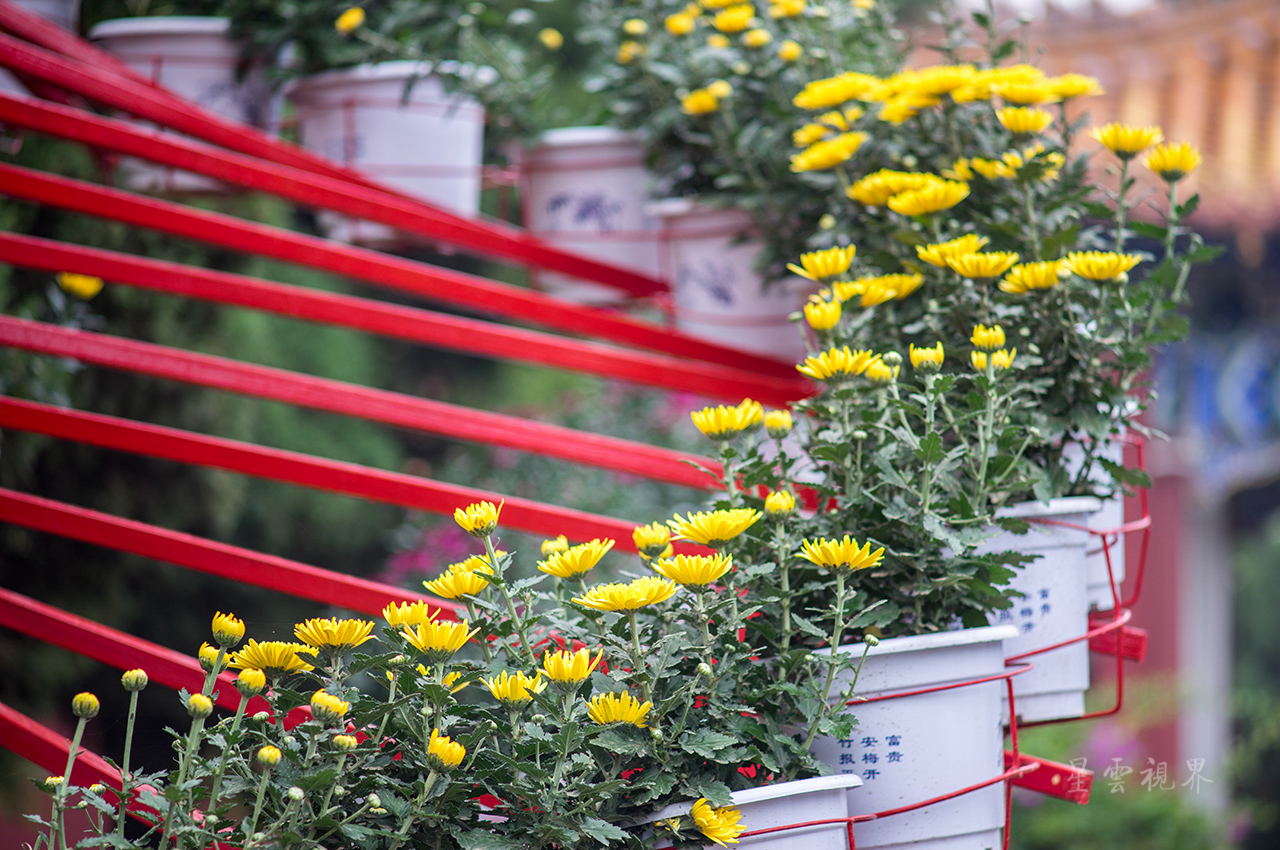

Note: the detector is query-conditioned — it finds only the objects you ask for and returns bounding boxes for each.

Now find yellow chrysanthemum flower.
[736,398,764,430]
[236,668,266,697]
[887,180,970,216]
[230,639,315,677]
[211,611,245,648]
[970,323,1006,352]
[692,798,747,847]
[294,618,376,652]
[764,409,792,438]
[310,690,350,724]
[586,692,653,727]
[764,489,796,517]
[257,745,282,767]
[847,170,937,206]
[997,106,1053,135]
[994,80,1055,105]
[335,7,365,34]
[383,600,438,628]
[455,500,501,537]
[946,251,1020,279]
[682,88,720,115]
[790,132,867,172]
[768,0,805,16]
[483,670,546,704]
[915,234,989,267]
[911,64,977,96]
[910,341,944,371]
[864,359,898,384]
[796,536,885,571]
[538,28,563,49]
[1063,251,1142,281]
[427,728,466,771]
[787,245,857,281]
[804,298,842,331]
[651,553,734,587]
[424,567,491,599]
[617,40,645,63]
[707,80,733,99]
[541,648,603,685]
[573,576,680,612]
[633,521,673,559]
[1000,261,1063,293]
[198,642,225,673]
[1048,73,1103,100]
[742,27,771,47]
[972,348,1017,371]
[539,538,615,579]
[665,11,696,34]
[691,403,755,439]
[188,693,213,719]
[72,692,100,720]
[778,39,803,62]
[56,272,104,300]
[706,33,731,48]
[793,71,879,110]
[836,273,923,307]
[967,157,1015,180]
[796,346,881,382]
[401,620,478,660]
[1090,123,1163,159]
[713,4,754,32]
[668,508,762,546]
[1144,141,1202,183]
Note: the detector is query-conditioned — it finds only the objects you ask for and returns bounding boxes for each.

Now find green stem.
[972,356,997,509]
[485,536,537,666]
[247,769,272,842]
[627,611,652,705]
[1021,180,1042,261]
[206,695,249,808]
[162,714,207,846]
[1114,158,1131,254]
[800,571,850,758]
[116,691,139,839]
[54,717,87,850]
[775,519,793,653]
[387,771,440,850]
[374,673,398,745]
[316,753,348,827]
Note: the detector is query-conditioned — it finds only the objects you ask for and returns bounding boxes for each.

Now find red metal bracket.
[0,397,710,552]
[1088,612,1147,662]
[0,232,805,405]
[0,315,722,489]
[0,161,800,379]
[1004,751,1092,804]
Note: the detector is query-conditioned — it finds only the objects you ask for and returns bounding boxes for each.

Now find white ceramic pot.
[288,61,484,245]
[984,496,1101,723]
[811,625,1018,850]
[641,774,863,850]
[649,199,809,362]
[89,17,268,192]
[520,127,661,305]
[15,0,77,30]
[1061,433,1129,611]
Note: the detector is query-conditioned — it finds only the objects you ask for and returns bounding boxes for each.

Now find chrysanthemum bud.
[697,662,714,677]
[187,693,213,719]
[864,634,880,646]
[650,727,664,742]
[852,430,868,441]
[287,786,305,802]
[765,490,796,518]
[198,643,225,674]
[72,692,100,720]
[882,351,902,367]
[253,711,271,723]
[121,669,149,692]
[765,409,793,438]
[530,714,547,724]
[89,783,106,795]
[390,654,407,666]
[367,793,381,808]
[236,668,266,698]
[258,745,282,767]
[333,734,359,752]
[44,776,64,791]
[211,612,245,648]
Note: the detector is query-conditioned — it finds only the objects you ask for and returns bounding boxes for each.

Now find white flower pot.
[640,774,864,850]
[984,497,1101,723]
[520,127,661,305]
[288,61,485,245]
[649,199,809,362]
[15,0,77,29]
[89,17,269,192]
[811,624,1019,850]
[1061,433,1129,611]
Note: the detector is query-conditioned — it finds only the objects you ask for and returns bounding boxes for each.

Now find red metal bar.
[1003,751,1092,804]
[0,316,721,489]
[0,161,802,379]
[0,232,804,405]
[0,30,674,299]
[1087,614,1147,662]
[0,397,705,552]
[0,488,460,620]
[0,587,256,714]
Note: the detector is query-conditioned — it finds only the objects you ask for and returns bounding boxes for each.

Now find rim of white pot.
[640,773,865,824]
[89,16,230,39]
[818,623,1020,660]
[535,126,637,148]
[995,496,1102,520]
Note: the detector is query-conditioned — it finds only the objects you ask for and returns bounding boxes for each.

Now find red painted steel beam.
[0,161,800,380]
[0,315,721,489]
[0,488,460,620]
[0,29,672,298]
[0,700,126,791]
[0,92,675,302]
[1004,750,1092,804]
[0,232,805,406]
[0,587,256,714]
[0,398,709,552]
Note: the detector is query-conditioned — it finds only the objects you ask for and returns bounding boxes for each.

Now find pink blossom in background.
[376,523,478,587]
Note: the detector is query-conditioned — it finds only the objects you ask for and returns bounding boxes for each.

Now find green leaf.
[914,432,944,464]
[1099,458,1152,490]
[1186,243,1224,265]
[680,729,739,759]
[458,830,527,850]
[995,517,1030,534]
[580,817,629,845]
[1129,221,1167,240]
[592,727,649,755]
[683,777,733,808]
